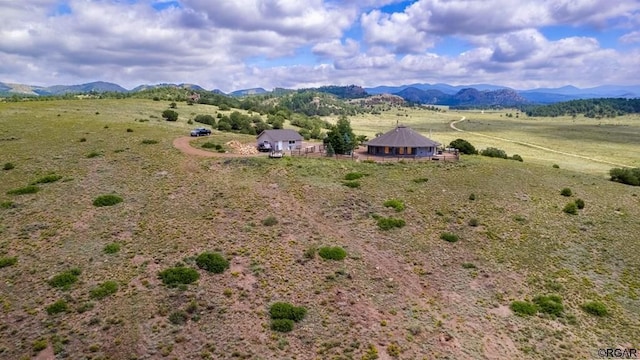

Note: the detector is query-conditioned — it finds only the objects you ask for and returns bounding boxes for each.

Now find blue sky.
[1,0,639,92]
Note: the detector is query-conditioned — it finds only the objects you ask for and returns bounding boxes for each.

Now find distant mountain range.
[365,83,640,104]
[2,80,639,107]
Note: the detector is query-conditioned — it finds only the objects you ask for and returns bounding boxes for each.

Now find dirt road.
[173,136,263,158]
[449,116,630,168]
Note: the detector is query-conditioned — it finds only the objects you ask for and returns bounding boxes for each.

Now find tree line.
[521,98,640,118]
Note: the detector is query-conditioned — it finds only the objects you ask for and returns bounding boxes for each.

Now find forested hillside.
[522,98,640,118]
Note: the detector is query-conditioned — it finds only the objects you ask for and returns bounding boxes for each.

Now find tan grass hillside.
[0,99,638,359]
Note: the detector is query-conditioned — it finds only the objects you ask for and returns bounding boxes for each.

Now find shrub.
[480,147,508,159]
[581,301,608,316]
[440,232,459,243]
[344,172,364,180]
[3,162,15,170]
[195,252,229,274]
[0,256,18,268]
[343,181,360,188]
[86,151,102,158]
[575,198,585,209]
[46,300,68,315]
[462,262,477,269]
[303,245,316,259]
[468,218,479,227]
[318,246,347,261]
[103,243,121,254]
[194,114,216,126]
[93,194,123,207]
[89,281,119,299]
[7,185,40,195]
[563,202,578,215]
[159,267,199,287]
[31,174,62,184]
[553,164,560,168]
[77,302,95,313]
[377,217,406,230]
[609,167,640,186]
[269,302,307,322]
[383,199,405,212]
[560,188,572,196]
[126,128,133,132]
[33,339,48,352]
[412,177,429,183]
[362,345,379,360]
[510,301,538,316]
[162,109,179,121]
[387,343,401,357]
[201,141,217,149]
[0,201,15,209]
[511,154,523,162]
[468,193,476,201]
[0,256,18,269]
[270,318,294,332]
[141,139,158,144]
[533,295,564,316]
[169,311,189,325]
[48,268,81,289]
[79,137,87,142]
[449,139,478,155]
[262,216,278,226]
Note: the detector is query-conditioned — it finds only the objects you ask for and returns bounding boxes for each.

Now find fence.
[289,145,460,162]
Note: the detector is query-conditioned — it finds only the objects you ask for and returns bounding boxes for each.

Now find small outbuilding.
[256,129,303,151]
[365,125,440,157]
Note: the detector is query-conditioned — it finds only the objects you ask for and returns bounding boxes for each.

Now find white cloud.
[620,30,640,43]
[361,0,640,38]
[0,0,638,90]
[312,39,360,58]
[181,0,355,40]
[360,10,436,53]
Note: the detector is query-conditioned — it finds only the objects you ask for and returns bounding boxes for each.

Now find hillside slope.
[0,100,638,359]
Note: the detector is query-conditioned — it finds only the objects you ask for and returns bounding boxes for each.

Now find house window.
[398,147,404,155]
[288,140,296,144]
[384,146,390,154]
[407,147,413,155]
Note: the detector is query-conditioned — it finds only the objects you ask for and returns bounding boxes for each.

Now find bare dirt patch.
[173,136,263,158]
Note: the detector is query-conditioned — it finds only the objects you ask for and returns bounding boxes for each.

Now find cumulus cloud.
[620,30,640,43]
[0,0,638,90]
[362,0,640,36]
[312,38,360,58]
[181,0,355,39]
[360,10,436,53]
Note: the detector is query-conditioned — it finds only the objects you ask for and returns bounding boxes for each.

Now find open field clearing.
[344,108,640,175]
[0,99,639,359]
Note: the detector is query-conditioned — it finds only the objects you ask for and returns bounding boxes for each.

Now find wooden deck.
[288,145,460,162]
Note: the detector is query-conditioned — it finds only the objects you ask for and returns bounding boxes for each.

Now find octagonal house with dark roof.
[365,125,441,157]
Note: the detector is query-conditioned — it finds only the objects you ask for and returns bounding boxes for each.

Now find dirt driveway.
[173,136,264,158]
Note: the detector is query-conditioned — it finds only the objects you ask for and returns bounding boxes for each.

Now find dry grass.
[342,107,640,175]
[0,99,638,359]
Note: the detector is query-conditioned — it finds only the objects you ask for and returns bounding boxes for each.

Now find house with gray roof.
[365,125,441,157]
[256,129,303,151]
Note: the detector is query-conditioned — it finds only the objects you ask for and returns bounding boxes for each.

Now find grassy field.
[0,99,639,359]
[343,107,640,175]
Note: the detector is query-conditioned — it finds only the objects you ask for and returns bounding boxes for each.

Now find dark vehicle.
[257,141,272,152]
[190,128,211,136]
